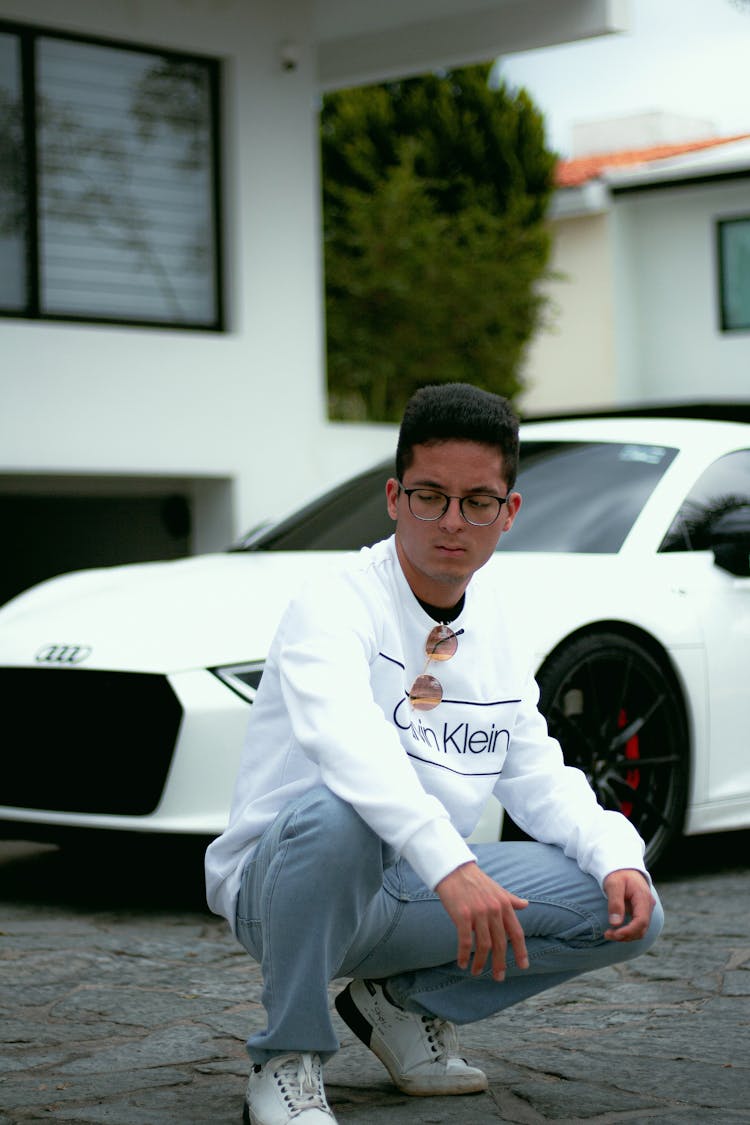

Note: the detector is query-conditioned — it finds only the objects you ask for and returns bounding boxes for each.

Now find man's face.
[386,439,521,607]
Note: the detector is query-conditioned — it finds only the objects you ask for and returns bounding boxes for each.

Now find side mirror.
[709,506,750,577]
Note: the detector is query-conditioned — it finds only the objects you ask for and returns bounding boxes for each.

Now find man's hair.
[396,383,520,487]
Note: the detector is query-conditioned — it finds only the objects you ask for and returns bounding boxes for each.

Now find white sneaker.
[335,979,488,1097]
[243,1052,338,1125]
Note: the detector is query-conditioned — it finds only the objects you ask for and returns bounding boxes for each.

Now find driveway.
[1,831,748,1124]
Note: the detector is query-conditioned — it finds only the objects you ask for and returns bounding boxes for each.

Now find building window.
[717,217,750,333]
[0,22,222,329]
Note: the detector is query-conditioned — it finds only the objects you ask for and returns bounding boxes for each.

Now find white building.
[519,120,750,415]
[0,0,628,604]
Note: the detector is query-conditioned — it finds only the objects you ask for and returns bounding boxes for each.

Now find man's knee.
[282,785,384,873]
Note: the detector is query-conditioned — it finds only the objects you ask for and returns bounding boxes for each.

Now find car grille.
[0,667,183,815]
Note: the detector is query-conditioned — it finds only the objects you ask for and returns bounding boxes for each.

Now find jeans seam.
[520,894,606,941]
[260,822,298,1016]
[343,897,405,976]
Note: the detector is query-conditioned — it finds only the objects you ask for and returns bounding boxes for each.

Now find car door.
[659,449,750,811]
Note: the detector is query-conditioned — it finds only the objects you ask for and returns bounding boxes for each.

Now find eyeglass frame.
[397,480,511,527]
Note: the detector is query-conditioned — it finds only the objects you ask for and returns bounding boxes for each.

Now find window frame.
[717,215,750,334]
[0,18,224,331]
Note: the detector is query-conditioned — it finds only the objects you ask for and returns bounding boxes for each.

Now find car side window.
[660,450,750,552]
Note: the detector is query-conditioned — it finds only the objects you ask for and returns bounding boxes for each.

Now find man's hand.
[603,868,655,941]
[435,861,529,981]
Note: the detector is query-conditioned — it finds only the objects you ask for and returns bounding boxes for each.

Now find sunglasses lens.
[409,673,443,711]
[425,624,457,661]
[410,625,458,710]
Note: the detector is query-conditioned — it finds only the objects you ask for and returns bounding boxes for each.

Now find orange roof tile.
[556,133,750,187]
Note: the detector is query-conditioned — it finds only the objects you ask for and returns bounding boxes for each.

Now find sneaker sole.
[335,984,488,1097]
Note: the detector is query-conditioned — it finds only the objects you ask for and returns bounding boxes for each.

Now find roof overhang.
[551,135,750,213]
[314,0,629,90]
[606,139,750,194]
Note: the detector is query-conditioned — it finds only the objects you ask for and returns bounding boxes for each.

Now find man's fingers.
[606,892,653,941]
[456,915,474,970]
[437,866,531,978]
[605,914,646,941]
[470,920,493,976]
[507,915,530,971]
[606,885,626,928]
[487,915,508,981]
[478,903,527,981]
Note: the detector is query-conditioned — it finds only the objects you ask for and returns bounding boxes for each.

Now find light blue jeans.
[236,786,664,1064]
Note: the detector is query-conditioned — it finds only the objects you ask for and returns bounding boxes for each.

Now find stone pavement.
[1,831,749,1125]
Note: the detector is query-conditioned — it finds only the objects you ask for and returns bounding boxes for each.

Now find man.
[206,383,663,1125]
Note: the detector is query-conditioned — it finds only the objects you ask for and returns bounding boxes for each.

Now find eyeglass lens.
[408,489,502,525]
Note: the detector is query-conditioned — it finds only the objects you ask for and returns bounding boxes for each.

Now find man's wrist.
[603,866,651,887]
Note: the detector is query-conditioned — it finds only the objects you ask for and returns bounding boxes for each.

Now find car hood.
[0,552,344,673]
[0,547,696,675]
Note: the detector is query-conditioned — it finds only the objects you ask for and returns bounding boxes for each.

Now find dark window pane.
[36,37,217,325]
[241,464,395,552]
[718,218,750,332]
[501,441,678,553]
[0,32,26,310]
[660,450,750,552]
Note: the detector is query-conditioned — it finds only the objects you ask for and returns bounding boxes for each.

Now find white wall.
[519,211,618,415]
[612,180,750,404]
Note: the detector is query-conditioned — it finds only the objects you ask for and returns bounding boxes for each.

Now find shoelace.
[422,1016,461,1061]
[272,1053,330,1118]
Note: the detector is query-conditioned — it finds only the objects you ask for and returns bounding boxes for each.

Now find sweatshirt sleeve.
[495,672,649,888]
[276,580,475,890]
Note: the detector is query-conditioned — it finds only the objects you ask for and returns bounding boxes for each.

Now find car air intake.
[0,668,183,815]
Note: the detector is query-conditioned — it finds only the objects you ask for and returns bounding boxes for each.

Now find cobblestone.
[1,832,749,1124]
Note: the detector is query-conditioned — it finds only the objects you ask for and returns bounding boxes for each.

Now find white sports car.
[1,411,749,867]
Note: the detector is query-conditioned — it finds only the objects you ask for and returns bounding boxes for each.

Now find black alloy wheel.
[512,632,688,868]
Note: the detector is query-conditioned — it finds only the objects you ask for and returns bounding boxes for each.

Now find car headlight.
[211,661,265,703]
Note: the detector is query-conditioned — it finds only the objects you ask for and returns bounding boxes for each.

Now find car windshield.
[504,440,677,552]
[236,440,678,554]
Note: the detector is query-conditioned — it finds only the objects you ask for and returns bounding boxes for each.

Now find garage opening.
[0,475,234,607]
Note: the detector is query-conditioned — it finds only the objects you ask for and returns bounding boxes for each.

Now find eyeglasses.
[398,482,509,527]
[409,624,462,711]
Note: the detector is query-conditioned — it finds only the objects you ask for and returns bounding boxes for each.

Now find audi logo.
[35,644,93,666]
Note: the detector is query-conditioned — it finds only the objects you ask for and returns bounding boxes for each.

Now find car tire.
[503,631,689,869]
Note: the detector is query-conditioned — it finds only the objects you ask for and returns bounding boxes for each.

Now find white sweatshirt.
[205,536,647,932]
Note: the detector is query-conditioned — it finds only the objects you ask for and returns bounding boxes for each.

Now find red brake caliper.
[618,708,641,818]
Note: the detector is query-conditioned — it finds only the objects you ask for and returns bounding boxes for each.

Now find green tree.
[321,65,556,421]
